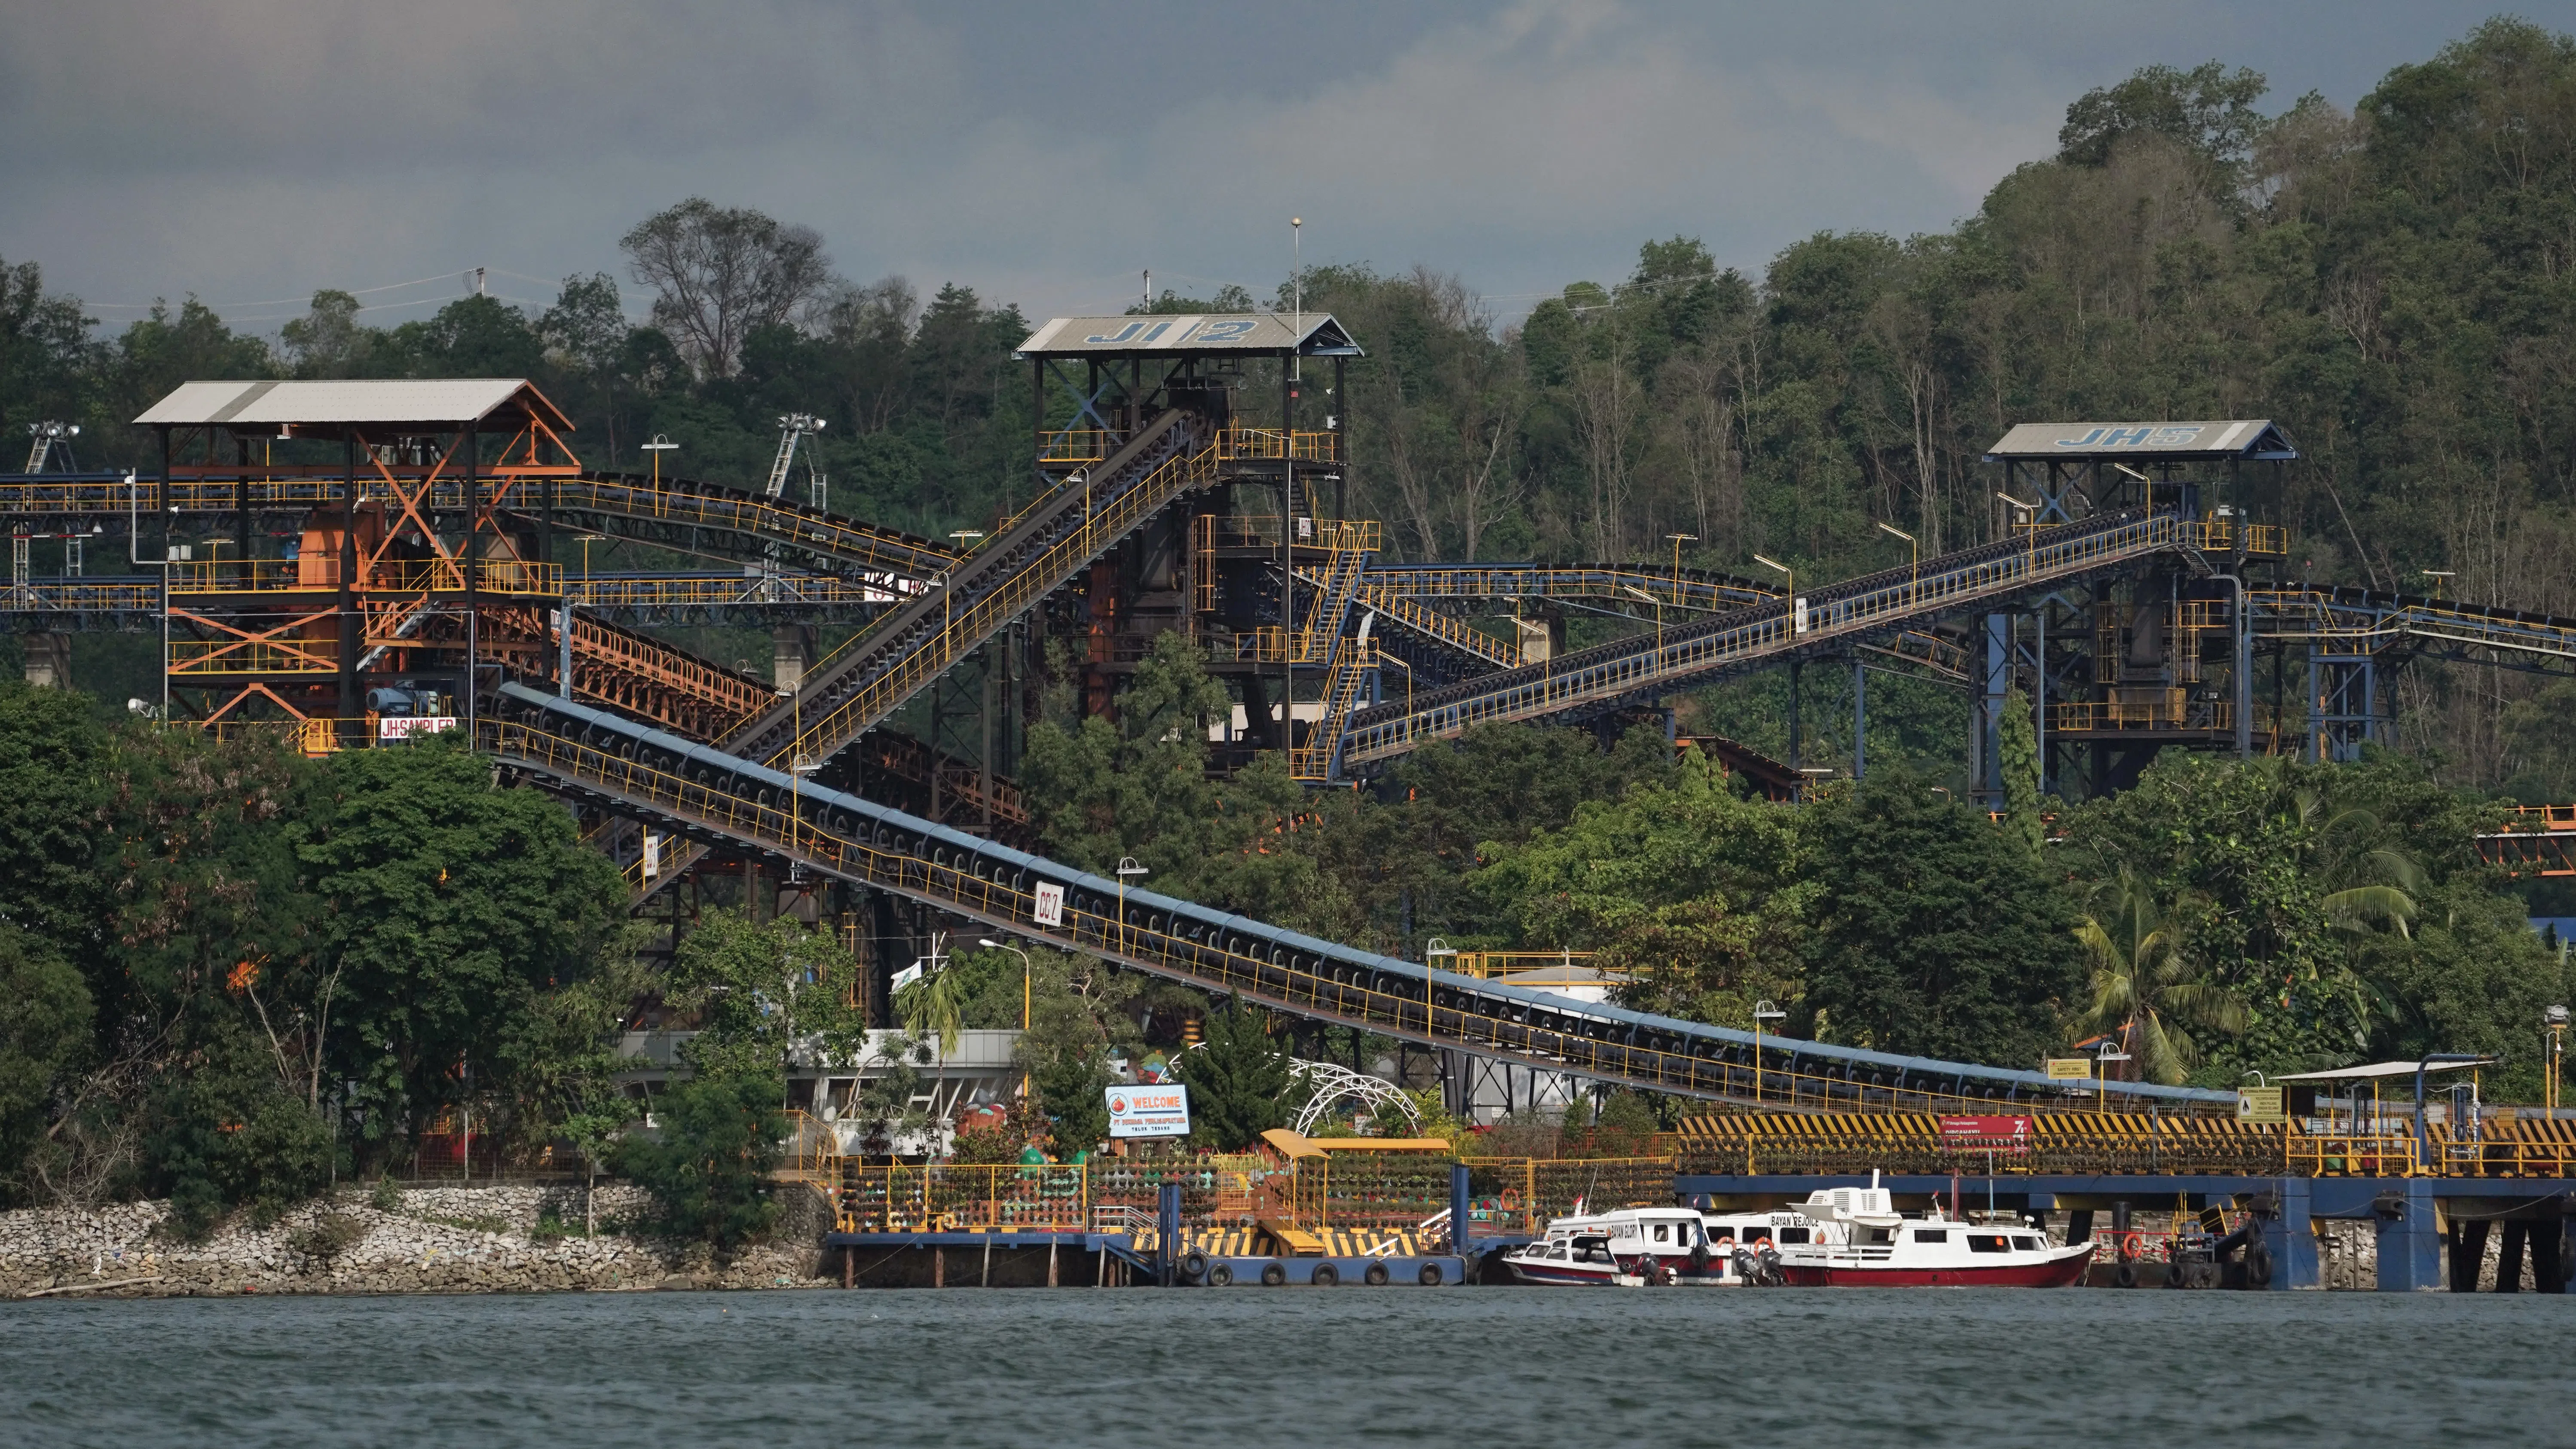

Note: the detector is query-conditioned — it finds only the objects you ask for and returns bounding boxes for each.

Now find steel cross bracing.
[481,681,2233,1114]
[1337,509,2196,769]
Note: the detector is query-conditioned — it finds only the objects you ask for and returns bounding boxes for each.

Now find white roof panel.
[1984,419,2297,461]
[1016,313,1360,358]
[135,378,561,428]
[2273,1058,2496,1082]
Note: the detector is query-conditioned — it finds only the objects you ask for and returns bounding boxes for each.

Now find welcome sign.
[1105,1084,1191,1139]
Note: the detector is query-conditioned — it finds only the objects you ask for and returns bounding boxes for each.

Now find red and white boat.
[1498,1174,2092,1288]
[1771,1175,2093,1288]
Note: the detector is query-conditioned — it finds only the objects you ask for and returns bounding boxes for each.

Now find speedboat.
[1771,1174,2093,1288]
[1499,1206,1729,1286]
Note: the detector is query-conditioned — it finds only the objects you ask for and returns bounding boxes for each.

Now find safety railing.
[560,618,775,739]
[1446,950,1604,979]
[1351,587,1520,668]
[1037,430,1114,465]
[1208,627,1325,665]
[2289,1129,2421,1177]
[1219,428,1342,465]
[1361,563,1779,613]
[834,1163,1090,1234]
[571,572,913,611]
[168,559,342,593]
[2185,519,2290,557]
[2427,1118,2576,1177]
[484,712,2171,1113]
[1343,510,2187,766]
[764,425,1222,770]
[168,639,339,676]
[553,474,959,583]
[0,581,159,613]
[2251,588,2576,667]
[1206,516,1380,551]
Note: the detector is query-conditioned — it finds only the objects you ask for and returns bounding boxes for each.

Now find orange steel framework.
[147,385,578,738]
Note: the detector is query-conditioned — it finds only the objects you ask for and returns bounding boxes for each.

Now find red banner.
[1940,1115,2034,1152]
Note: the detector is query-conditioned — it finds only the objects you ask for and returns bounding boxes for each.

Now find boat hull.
[1777,1252,2092,1289]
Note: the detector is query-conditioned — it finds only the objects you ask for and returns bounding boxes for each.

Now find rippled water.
[4,1287,2567,1447]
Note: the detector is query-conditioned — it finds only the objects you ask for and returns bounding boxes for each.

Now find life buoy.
[1498,1189,1521,1211]
[2118,1231,2145,1259]
[1715,1236,1736,1251]
[1752,1236,1774,1251]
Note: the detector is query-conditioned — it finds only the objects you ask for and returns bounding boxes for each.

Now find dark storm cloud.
[0,0,2523,330]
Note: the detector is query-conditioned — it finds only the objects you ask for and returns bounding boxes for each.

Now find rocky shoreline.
[2,1182,837,1299]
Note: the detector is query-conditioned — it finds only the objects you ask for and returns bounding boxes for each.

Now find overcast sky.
[0,1,2528,336]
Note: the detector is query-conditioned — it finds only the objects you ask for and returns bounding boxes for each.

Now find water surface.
[5,1287,2565,1447]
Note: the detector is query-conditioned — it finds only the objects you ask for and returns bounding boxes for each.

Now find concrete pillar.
[773,625,813,694]
[2260,1178,2321,1289]
[2375,1180,2444,1291]
[2536,1219,2567,1293]
[21,633,70,689]
[2449,1218,2491,1293]
[2496,1220,2527,1293]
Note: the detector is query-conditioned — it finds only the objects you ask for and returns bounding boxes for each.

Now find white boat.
[1771,1174,2094,1288]
[1499,1205,1790,1286]
[1497,1174,2093,1289]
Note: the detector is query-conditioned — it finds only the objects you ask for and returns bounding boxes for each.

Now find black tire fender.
[1363,1260,1390,1287]
[1260,1260,1287,1287]
[1417,1261,1444,1286]
[1205,1261,1233,1287]
[1311,1262,1340,1287]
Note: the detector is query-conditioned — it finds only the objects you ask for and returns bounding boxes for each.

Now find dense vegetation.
[2,24,2573,1231]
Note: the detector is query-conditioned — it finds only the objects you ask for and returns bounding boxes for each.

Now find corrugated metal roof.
[2273,1058,2495,1082]
[1016,312,1361,358]
[135,378,570,430]
[1984,419,2296,461]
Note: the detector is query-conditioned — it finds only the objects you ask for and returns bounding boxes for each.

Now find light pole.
[1114,857,1148,957]
[2095,1038,2132,1109]
[2420,569,2454,602]
[951,529,985,555]
[1752,999,1785,1104]
[1877,521,1917,607]
[560,533,608,699]
[1996,492,2039,575]
[1666,532,1695,591]
[2546,1004,2567,1112]
[1378,649,1413,715]
[981,938,1033,1109]
[1424,937,1455,1037]
[642,434,676,487]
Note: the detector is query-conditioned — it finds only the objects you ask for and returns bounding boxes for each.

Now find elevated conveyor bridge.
[484,680,2232,1116]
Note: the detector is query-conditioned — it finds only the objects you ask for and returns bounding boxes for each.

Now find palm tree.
[2072,868,2249,1085]
[2292,788,2424,938]
[895,932,965,1143]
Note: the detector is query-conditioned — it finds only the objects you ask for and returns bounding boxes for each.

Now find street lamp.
[981,938,1034,1107]
[1378,649,1414,715]
[642,434,677,487]
[1752,554,1794,638]
[1424,937,1455,1035]
[1665,533,1696,590]
[2546,1004,2567,1112]
[950,529,986,554]
[1752,1000,1786,1104]
[1876,521,1917,605]
[1114,857,1148,955]
[2420,569,2454,602]
[2094,1038,2132,1108]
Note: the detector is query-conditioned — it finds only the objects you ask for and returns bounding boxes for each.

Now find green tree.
[0,926,90,1202]
[1800,772,2083,1065]
[1174,998,1293,1150]
[2071,867,2248,1084]
[614,1071,782,1251]
[1998,685,2045,856]
[668,907,869,1094]
[289,738,625,1165]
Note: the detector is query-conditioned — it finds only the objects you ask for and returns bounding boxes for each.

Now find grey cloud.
[0,0,2525,332]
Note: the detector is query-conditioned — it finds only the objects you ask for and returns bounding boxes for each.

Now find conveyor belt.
[1340,509,2191,767]
[485,680,2231,1113]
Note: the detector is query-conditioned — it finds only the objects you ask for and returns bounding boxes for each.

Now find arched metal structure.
[1288,1060,1420,1136]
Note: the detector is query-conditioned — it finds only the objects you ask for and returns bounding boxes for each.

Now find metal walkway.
[483,680,2229,1114]
[1340,509,2194,768]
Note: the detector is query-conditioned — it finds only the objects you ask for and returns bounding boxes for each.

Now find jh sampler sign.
[1104,1084,1191,1139]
